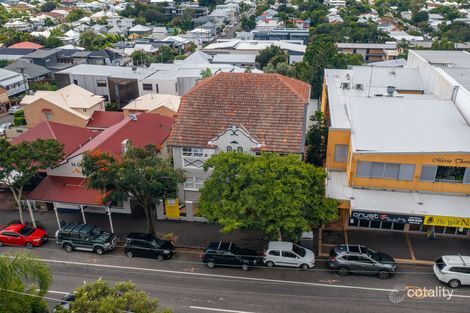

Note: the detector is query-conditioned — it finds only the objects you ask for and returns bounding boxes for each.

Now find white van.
[263,241,315,270]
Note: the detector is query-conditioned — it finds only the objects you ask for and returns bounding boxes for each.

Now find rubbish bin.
[300,231,314,251]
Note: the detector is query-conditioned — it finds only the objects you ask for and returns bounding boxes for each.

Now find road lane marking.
[47,290,69,295]
[189,306,257,313]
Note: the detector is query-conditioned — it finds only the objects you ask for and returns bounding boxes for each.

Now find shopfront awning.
[28,176,102,206]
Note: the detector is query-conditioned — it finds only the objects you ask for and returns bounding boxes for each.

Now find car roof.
[267,241,293,250]
[442,255,470,267]
[127,233,155,241]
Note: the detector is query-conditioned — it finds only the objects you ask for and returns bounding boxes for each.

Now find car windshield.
[435,257,446,271]
[18,225,35,236]
[152,237,165,247]
[292,244,306,257]
[369,251,382,262]
[91,227,102,236]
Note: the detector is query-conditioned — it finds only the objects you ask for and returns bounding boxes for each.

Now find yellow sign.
[424,215,470,228]
[165,198,180,219]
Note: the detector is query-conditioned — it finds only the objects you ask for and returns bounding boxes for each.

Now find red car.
[0,224,48,248]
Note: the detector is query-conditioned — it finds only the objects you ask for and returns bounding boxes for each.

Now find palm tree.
[0,253,52,312]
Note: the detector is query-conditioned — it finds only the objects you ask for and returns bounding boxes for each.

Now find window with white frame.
[356,161,415,181]
[182,147,204,158]
[184,177,205,190]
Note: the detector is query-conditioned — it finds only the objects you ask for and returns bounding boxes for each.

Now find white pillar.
[26,200,37,228]
[53,204,61,229]
[185,201,194,222]
[79,205,87,224]
[106,207,114,233]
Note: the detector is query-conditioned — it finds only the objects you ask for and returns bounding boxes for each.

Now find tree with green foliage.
[13,110,26,126]
[131,50,158,66]
[430,6,462,21]
[0,28,31,46]
[0,59,11,68]
[240,15,256,31]
[54,280,171,313]
[412,10,428,24]
[256,45,288,69]
[0,253,52,313]
[29,81,57,91]
[198,153,338,240]
[0,138,64,224]
[105,102,120,111]
[159,45,174,63]
[82,145,185,235]
[65,9,86,22]
[306,111,329,167]
[263,62,297,77]
[44,36,62,48]
[40,1,56,12]
[78,31,120,51]
[0,5,9,25]
[439,22,470,42]
[431,40,455,50]
[200,68,212,78]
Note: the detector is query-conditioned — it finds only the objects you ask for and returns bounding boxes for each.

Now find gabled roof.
[71,113,174,158]
[122,94,181,113]
[4,59,51,79]
[11,121,98,157]
[168,72,310,153]
[8,41,44,49]
[86,111,125,129]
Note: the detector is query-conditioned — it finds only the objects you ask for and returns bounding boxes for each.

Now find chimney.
[121,139,131,155]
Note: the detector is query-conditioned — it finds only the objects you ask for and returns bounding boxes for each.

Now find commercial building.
[323,50,470,237]
[336,42,398,62]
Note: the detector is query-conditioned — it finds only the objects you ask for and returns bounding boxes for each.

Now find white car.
[8,105,21,114]
[434,255,470,288]
[263,241,315,270]
[0,122,12,135]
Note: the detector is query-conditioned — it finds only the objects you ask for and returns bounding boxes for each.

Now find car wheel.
[207,261,215,269]
[25,242,33,249]
[241,264,249,271]
[126,251,133,258]
[95,247,104,255]
[63,243,73,253]
[378,270,390,279]
[157,254,164,262]
[266,261,274,268]
[337,267,348,277]
[300,263,309,271]
[448,279,461,289]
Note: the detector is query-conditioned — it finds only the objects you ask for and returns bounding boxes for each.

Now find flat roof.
[348,97,470,153]
[57,64,155,79]
[212,53,256,63]
[412,50,470,68]
[336,42,396,49]
[441,67,470,91]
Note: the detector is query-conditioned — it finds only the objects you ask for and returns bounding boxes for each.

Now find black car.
[124,233,175,260]
[328,244,397,279]
[55,223,117,255]
[201,241,259,271]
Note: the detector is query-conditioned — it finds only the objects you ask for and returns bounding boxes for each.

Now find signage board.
[351,211,423,225]
[424,215,470,229]
[165,198,180,219]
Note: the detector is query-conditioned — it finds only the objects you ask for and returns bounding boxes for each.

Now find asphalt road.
[2,242,470,313]
[0,113,13,125]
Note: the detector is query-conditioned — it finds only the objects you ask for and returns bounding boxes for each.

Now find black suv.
[328,244,397,279]
[55,223,117,255]
[124,233,175,260]
[201,242,259,271]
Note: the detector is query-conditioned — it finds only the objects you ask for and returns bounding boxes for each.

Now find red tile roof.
[71,113,174,158]
[86,111,125,129]
[11,121,98,157]
[8,41,44,49]
[27,176,102,206]
[168,73,311,154]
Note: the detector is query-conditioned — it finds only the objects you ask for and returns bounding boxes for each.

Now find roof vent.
[128,113,138,121]
[387,86,396,96]
[340,82,350,89]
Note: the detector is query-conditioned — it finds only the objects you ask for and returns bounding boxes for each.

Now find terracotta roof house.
[21,84,105,128]
[27,113,175,223]
[167,72,311,205]
[12,121,98,157]
[8,41,44,49]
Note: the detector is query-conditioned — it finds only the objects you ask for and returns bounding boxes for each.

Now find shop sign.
[432,157,470,165]
[351,211,423,225]
[424,215,470,229]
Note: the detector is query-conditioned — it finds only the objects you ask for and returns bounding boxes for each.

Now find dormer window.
[226,146,232,152]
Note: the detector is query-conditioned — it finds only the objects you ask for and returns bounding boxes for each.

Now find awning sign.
[424,215,470,228]
[351,211,423,225]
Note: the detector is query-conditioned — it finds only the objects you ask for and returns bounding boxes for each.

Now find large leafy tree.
[0,139,64,223]
[256,45,288,69]
[81,145,185,235]
[54,280,171,313]
[0,253,52,313]
[198,153,338,240]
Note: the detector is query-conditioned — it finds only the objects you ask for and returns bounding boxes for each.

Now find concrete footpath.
[320,228,470,265]
[0,209,266,251]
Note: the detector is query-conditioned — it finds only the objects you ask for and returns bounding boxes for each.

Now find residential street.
[0,113,13,125]
[1,243,470,313]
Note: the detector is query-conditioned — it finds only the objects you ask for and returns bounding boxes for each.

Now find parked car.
[0,224,47,248]
[53,293,75,312]
[220,31,227,37]
[201,241,259,271]
[124,232,175,260]
[434,255,470,288]
[8,105,21,114]
[0,122,12,135]
[328,244,397,279]
[263,241,315,270]
[55,223,117,255]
